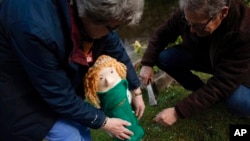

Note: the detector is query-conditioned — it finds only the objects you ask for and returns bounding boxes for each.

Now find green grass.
[91,72,250,141]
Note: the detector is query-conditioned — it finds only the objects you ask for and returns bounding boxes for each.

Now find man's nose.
[190,26,198,33]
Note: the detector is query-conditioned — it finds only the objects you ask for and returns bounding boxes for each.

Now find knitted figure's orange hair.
[84,55,127,108]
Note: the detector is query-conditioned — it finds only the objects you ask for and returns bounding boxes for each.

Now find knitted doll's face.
[98,67,122,92]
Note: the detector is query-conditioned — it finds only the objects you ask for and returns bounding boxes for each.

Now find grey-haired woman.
[0,0,145,140]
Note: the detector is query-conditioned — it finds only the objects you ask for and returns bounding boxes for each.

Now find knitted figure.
[84,55,144,141]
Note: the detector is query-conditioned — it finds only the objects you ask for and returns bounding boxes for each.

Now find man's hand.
[153,107,178,126]
[139,66,154,85]
[101,118,133,140]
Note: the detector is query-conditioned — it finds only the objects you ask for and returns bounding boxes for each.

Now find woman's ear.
[220,6,229,19]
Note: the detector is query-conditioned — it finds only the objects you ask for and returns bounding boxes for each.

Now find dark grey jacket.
[141,0,250,118]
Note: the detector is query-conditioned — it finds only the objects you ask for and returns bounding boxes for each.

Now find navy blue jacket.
[0,0,140,140]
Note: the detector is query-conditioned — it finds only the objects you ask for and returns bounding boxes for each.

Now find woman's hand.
[101,117,133,140]
[132,87,145,119]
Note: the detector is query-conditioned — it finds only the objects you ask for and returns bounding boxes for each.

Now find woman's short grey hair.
[179,0,230,18]
[74,0,144,26]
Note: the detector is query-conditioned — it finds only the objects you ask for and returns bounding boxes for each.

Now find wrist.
[102,117,109,128]
[132,87,142,97]
[132,92,142,97]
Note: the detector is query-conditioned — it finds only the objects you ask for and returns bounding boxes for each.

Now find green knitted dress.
[98,80,144,141]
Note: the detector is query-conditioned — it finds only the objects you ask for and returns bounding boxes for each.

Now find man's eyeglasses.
[105,25,120,32]
[182,16,214,32]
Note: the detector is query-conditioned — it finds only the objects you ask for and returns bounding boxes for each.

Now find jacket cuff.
[89,110,106,129]
[175,105,185,119]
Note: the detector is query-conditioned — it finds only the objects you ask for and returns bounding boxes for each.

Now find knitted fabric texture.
[98,80,144,141]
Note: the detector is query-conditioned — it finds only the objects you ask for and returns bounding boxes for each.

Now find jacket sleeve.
[9,21,106,129]
[175,33,250,118]
[101,32,141,90]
